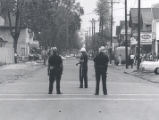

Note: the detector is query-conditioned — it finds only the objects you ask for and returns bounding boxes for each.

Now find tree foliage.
[96,0,111,46]
[0,0,26,54]
[0,0,84,54]
[24,0,84,51]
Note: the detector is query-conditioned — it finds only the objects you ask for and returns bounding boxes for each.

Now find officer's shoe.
[57,92,63,94]
[95,93,99,95]
[48,91,52,94]
[103,92,107,95]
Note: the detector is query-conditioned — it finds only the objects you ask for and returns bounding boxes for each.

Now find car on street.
[140,61,159,74]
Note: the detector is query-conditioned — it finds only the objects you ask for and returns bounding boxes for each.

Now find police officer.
[94,46,109,95]
[48,47,63,94]
[76,48,88,88]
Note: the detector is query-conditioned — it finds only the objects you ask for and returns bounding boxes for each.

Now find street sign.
[140,33,152,44]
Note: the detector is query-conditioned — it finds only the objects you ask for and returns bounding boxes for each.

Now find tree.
[96,0,110,46]
[0,0,28,63]
[0,0,84,57]
[24,0,84,51]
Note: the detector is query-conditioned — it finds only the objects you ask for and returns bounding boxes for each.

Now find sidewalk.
[0,61,44,84]
[110,64,159,83]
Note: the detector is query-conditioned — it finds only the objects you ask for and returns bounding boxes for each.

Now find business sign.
[140,33,152,44]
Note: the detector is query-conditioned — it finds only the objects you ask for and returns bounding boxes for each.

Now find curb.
[124,70,159,84]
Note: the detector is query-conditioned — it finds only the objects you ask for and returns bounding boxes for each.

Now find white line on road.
[0,98,159,101]
[0,93,159,96]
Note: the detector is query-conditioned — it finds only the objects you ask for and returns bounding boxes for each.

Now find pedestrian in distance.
[14,52,18,63]
[41,48,48,65]
[48,47,63,94]
[129,53,135,68]
[94,46,109,95]
[76,48,88,88]
[118,54,122,65]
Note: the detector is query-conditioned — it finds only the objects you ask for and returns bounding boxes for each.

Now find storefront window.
[142,45,152,53]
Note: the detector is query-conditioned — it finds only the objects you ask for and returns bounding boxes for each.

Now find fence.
[0,48,14,64]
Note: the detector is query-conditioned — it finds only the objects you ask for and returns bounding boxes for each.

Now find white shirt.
[130,55,135,60]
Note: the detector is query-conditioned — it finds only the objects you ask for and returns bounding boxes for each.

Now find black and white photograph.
[0,0,159,119]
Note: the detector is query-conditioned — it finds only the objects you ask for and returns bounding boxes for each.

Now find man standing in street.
[48,47,63,94]
[129,53,135,68]
[41,48,47,65]
[76,48,88,88]
[94,46,109,95]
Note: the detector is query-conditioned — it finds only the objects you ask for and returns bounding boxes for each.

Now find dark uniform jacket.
[94,53,109,72]
[80,53,88,69]
[48,54,63,75]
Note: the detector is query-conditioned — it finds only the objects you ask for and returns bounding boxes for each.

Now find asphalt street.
[0,58,159,120]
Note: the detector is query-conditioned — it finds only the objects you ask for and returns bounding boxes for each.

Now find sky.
[77,0,159,36]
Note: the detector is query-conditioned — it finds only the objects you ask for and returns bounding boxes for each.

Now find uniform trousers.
[95,69,107,94]
[49,70,61,93]
[79,66,88,88]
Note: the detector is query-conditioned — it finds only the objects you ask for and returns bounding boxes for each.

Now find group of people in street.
[140,53,159,61]
[47,46,109,95]
[127,52,159,69]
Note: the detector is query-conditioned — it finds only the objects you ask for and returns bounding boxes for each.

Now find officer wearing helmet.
[48,47,63,94]
[94,46,109,95]
[76,47,88,88]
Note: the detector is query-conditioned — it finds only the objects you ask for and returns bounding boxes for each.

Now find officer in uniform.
[76,48,88,88]
[94,46,109,95]
[48,47,63,94]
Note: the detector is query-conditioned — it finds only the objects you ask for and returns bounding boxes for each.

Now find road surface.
[0,58,159,120]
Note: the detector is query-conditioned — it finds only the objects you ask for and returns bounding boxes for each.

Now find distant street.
[0,58,159,120]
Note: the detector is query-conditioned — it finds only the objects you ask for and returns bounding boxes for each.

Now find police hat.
[80,48,86,52]
[99,46,105,52]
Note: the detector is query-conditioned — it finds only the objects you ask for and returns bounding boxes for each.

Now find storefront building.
[129,8,153,55]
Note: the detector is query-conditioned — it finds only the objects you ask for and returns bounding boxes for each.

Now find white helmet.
[52,47,57,51]
[99,46,105,52]
[80,48,86,52]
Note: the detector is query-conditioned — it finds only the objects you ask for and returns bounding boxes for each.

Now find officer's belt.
[95,65,106,69]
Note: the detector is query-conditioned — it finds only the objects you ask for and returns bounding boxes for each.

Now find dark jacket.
[80,53,88,69]
[48,54,63,75]
[94,52,109,71]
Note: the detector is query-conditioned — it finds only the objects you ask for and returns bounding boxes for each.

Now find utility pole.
[137,0,141,70]
[91,18,96,41]
[110,0,119,64]
[99,15,104,45]
[110,0,113,64]
[92,18,96,37]
[94,20,96,38]
[91,18,96,54]
[125,0,128,69]
[91,19,94,41]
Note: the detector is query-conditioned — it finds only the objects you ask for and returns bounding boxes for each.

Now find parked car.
[140,61,159,74]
